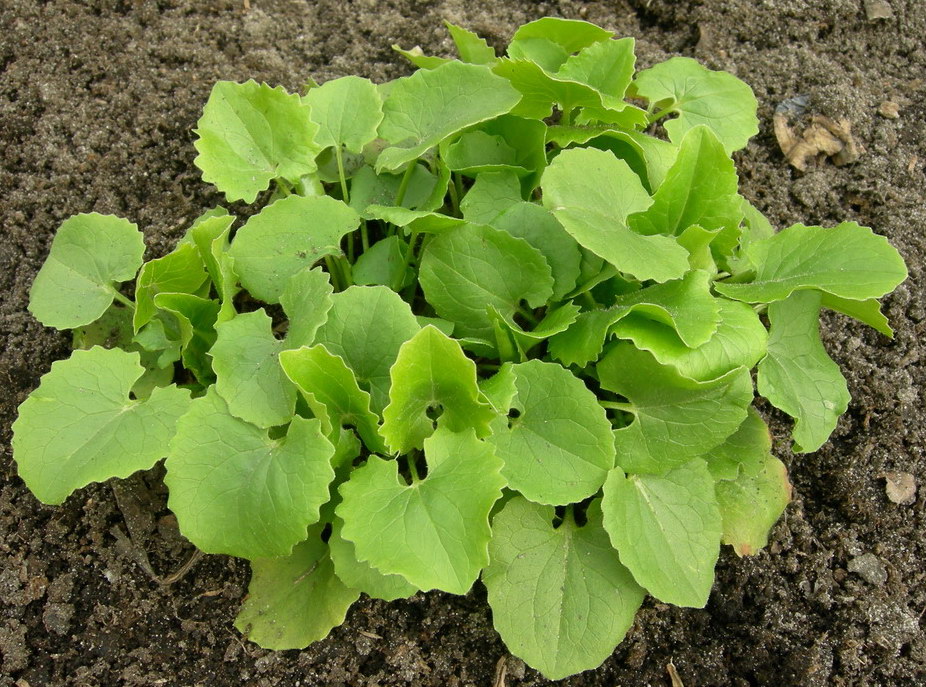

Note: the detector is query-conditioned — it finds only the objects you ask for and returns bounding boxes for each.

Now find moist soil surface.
[1,1,924,685]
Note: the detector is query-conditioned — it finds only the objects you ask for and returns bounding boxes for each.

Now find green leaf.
[489,303,581,357]
[328,517,419,601]
[229,194,360,303]
[632,57,758,153]
[279,345,386,454]
[188,213,239,323]
[757,290,850,453]
[193,80,322,203]
[391,44,450,70]
[363,206,466,235]
[165,389,334,559]
[492,202,582,300]
[508,18,612,71]
[598,344,753,473]
[279,267,334,348]
[601,460,722,607]
[337,427,505,594]
[380,326,497,454]
[442,131,525,176]
[548,307,625,368]
[445,21,496,64]
[12,347,190,505]
[305,76,383,153]
[822,293,893,337]
[628,126,742,236]
[153,293,219,384]
[234,527,360,649]
[483,497,644,681]
[29,213,145,330]
[715,222,908,304]
[704,407,772,481]
[611,298,767,381]
[349,163,438,213]
[376,61,521,172]
[313,285,420,415]
[542,148,690,282]
[716,455,791,556]
[211,310,296,428]
[485,360,614,505]
[556,37,636,110]
[351,235,412,290]
[492,59,604,120]
[460,170,523,225]
[133,242,209,332]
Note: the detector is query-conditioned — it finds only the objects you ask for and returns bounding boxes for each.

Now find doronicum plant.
[12,17,907,681]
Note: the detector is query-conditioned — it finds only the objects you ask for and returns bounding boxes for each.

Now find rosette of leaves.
[13,17,907,681]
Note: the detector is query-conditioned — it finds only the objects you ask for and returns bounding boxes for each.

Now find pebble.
[878,101,901,119]
[848,553,888,586]
[865,0,894,20]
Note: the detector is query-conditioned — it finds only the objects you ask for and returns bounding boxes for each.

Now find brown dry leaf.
[667,661,685,687]
[883,471,917,505]
[774,109,862,171]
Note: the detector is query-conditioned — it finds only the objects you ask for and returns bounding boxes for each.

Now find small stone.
[848,553,888,586]
[878,101,901,119]
[884,471,917,505]
[865,0,894,20]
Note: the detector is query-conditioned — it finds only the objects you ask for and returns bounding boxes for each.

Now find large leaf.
[327,517,419,601]
[704,407,772,481]
[601,460,722,607]
[632,57,758,153]
[376,61,521,172]
[483,498,644,681]
[541,148,690,282]
[12,348,190,505]
[234,527,359,649]
[757,290,850,452]
[194,80,322,203]
[305,76,383,153]
[715,222,908,304]
[29,214,145,330]
[165,389,334,559]
[279,267,334,348]
[380,326,497,454]
[337,427,505,594]
[598,344,752,473]
[716,455,791,556]
[229,195,360,303]
[485,360,614,505]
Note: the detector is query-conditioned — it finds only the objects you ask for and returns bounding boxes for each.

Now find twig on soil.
[667,661,685,687]
[493,656,508,687]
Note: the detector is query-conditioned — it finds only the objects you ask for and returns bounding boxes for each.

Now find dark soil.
[1,1,924,685]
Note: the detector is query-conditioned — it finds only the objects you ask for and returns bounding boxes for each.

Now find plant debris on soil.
[1,1,924,685]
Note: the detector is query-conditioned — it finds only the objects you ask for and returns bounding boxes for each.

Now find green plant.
[12,17,907,680]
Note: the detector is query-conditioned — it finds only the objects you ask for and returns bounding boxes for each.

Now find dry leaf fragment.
[878,101,901,119]
[883,471,917,505]
[774,99,862,171]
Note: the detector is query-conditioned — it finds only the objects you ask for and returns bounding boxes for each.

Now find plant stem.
[360,219,370,252]
[407,453,421,483]
[324,256,344,291]
[334,145,350,204]
[394,161,417,207]
[599,400,634,412]
[453,173,464,216]
[561,106,574,127]
[110,288,135,310]
[516,304,539,327]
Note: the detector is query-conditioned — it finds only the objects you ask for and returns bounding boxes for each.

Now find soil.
[1,0,924,685]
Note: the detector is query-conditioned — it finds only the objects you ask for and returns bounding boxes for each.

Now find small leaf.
[188,213,239,323]
[757,290,850,453]
[632,57,758,153]
[328,517,419,601]
[460,170,523,225]
[211,310,296,429]
[601,460,722,607]
[153,293,220,384]
[305,75,384,153]
[234,527,359,649]
[349,164,438,213]
[483,497,644,681]
[445,21,496,64]
[822,293,893,337]
[508,18,612,72]
[337,427,505,594]
[229,195,360,303]
[442,131,524,176]
[351,235,412,290]
[133,243,209,332]
[598,344,753,473]
[165,389,335,559]
[542,148,690,282]
[380,326,497,454]
[280,267,334,348]
[715,222,908,304]
[716,455,791,556]
[485,360,614,505]
[29,213,145,330]
[704,407,772,481]
[12,348,190,505]
[194,80,322,203]
[376,61,521,172]
[556,37,636,110]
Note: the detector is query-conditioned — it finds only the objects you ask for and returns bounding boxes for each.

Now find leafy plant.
[13,17,907,681]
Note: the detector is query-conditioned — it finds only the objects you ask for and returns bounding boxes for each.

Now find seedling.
[13,17,907,680]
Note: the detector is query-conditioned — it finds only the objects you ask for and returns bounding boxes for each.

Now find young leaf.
[486,360,614,505]
[337,427,505,594]
[29,214,145,330]
[483,497,644,681]
[349,163,439,213]
[632,57,759,153]
[757,290,850,453]
[376,61,521,172]
[556,37,636,110]
[715,222,908,304]
[380,326,497,454]
[716,455,791,556]
[459,170,522,225]
[305,75,384,153]
[419,224,554,341]
[445,21,496,64]
[279,267,334,348]
[541,148,690,283]
[351,235,413,290]
[598,344,753,473]
[188,213,239,323]
[194,80,321,203]
[509,17,612,58]
[153,293,219,384]
[704,407,772,481]
[165,389,335,559]
[822,293,893,337]
[601,460,722,607]
[328,517,419,601]
[442,131,525,176]
[210,310,296,429]
[12,348,190,505]
[234,527,360,650]
[312,285,420,415]
[229,195,360,303]
[133,242,209,332]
